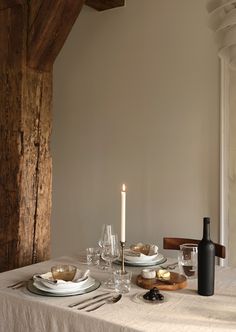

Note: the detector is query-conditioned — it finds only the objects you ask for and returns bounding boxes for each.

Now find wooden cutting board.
[136,272,187,291]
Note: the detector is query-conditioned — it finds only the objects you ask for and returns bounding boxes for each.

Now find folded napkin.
[125,250,141,257]
[126,244,158,257]
[33,269,90,290]
[124,244,159,264]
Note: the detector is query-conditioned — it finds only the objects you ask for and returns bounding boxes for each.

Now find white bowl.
[33,270,90,290]
[124,244,158,263]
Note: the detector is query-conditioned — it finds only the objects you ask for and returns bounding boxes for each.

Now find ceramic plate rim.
[33,277,95,294]
[115,255,167,267]
[27,279,100,297]
[125,253,164,264]
[36,275,89,290]
[124,253,159,263]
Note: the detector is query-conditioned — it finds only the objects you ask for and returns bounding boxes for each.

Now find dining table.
[0,254,236,332]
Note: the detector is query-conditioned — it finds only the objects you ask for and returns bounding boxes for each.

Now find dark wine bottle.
[198,217,215,296]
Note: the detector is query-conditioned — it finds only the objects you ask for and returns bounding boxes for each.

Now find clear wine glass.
[101,233,120,288]
[98,224,113,270]
[98,224,113,248]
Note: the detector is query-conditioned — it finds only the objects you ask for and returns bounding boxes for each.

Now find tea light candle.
[121,184,126,242]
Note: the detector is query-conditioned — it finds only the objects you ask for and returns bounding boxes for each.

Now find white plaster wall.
[52,0,219,257]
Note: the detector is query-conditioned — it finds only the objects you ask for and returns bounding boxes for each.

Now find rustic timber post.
[0,0,84,272]
[0,0,124,272]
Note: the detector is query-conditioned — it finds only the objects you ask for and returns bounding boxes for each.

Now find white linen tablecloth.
[0,256,236,332]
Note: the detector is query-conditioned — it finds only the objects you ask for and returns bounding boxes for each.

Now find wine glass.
[98,224,113,248]
[101,233,120,288]
[98,224,113,270]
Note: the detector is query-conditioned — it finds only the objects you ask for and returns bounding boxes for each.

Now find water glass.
[113,270,132,294]
[86,248,100,265]
[101,234,120,288]
[178,243,198,279]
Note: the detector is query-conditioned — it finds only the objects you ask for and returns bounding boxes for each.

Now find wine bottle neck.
[203,220,211,240]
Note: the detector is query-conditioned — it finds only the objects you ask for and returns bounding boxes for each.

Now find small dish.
[124,243,159,263]
[130,243,151,255]
[130,243,158,255]
[132,292,167,305]
[51,264,77,281]
[33,270,90,290]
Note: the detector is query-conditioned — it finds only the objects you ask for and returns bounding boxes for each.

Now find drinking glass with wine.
[178,243,198,279]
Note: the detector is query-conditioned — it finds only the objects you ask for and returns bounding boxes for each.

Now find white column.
[220,58,229,267]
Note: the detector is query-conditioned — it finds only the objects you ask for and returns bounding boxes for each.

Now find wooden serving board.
[136,272,187,291]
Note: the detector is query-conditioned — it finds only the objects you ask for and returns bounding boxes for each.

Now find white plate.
[27,280,101,297]
[116,254,166,267]
[33,270,90,290]
[34,276,89,291]
[124,251,158,263]
[33,277,95,294]
[125,244,159,263]
[125,253,165,266]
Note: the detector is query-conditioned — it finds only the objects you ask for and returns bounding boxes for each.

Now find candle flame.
[122,184,126,192]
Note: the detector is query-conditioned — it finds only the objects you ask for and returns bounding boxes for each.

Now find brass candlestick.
[120,241,126,274]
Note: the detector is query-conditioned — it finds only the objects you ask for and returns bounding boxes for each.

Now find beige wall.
[52,0,220,258]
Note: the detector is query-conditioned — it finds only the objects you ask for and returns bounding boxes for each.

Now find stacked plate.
[28,272,100,297]
[122,244,166,267]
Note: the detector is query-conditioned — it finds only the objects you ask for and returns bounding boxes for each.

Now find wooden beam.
[85,0,125,11]
[28,0,84,71]
[28,0,43,29]
[0,4,29,270]
[0,3,52,271]
[0,0,84,271]
[21,69,52,265]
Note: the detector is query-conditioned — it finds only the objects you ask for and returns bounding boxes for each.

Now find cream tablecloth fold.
[0,256,236,332]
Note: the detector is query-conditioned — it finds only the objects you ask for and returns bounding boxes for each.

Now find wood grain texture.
[19,68,52,266]
[28,0,43,30]
[0,4,26,67]
[0,4,26,271]
[0,0,85,271]
[0,0,23,11]
[0,3,52,271]
[136,272,187,291]
[28,0,84,71]
[85,0,125,11]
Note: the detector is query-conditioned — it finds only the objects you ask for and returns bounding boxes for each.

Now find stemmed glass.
[98,224,113,270]
[98,224,113,248]
[101,233,120,288]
